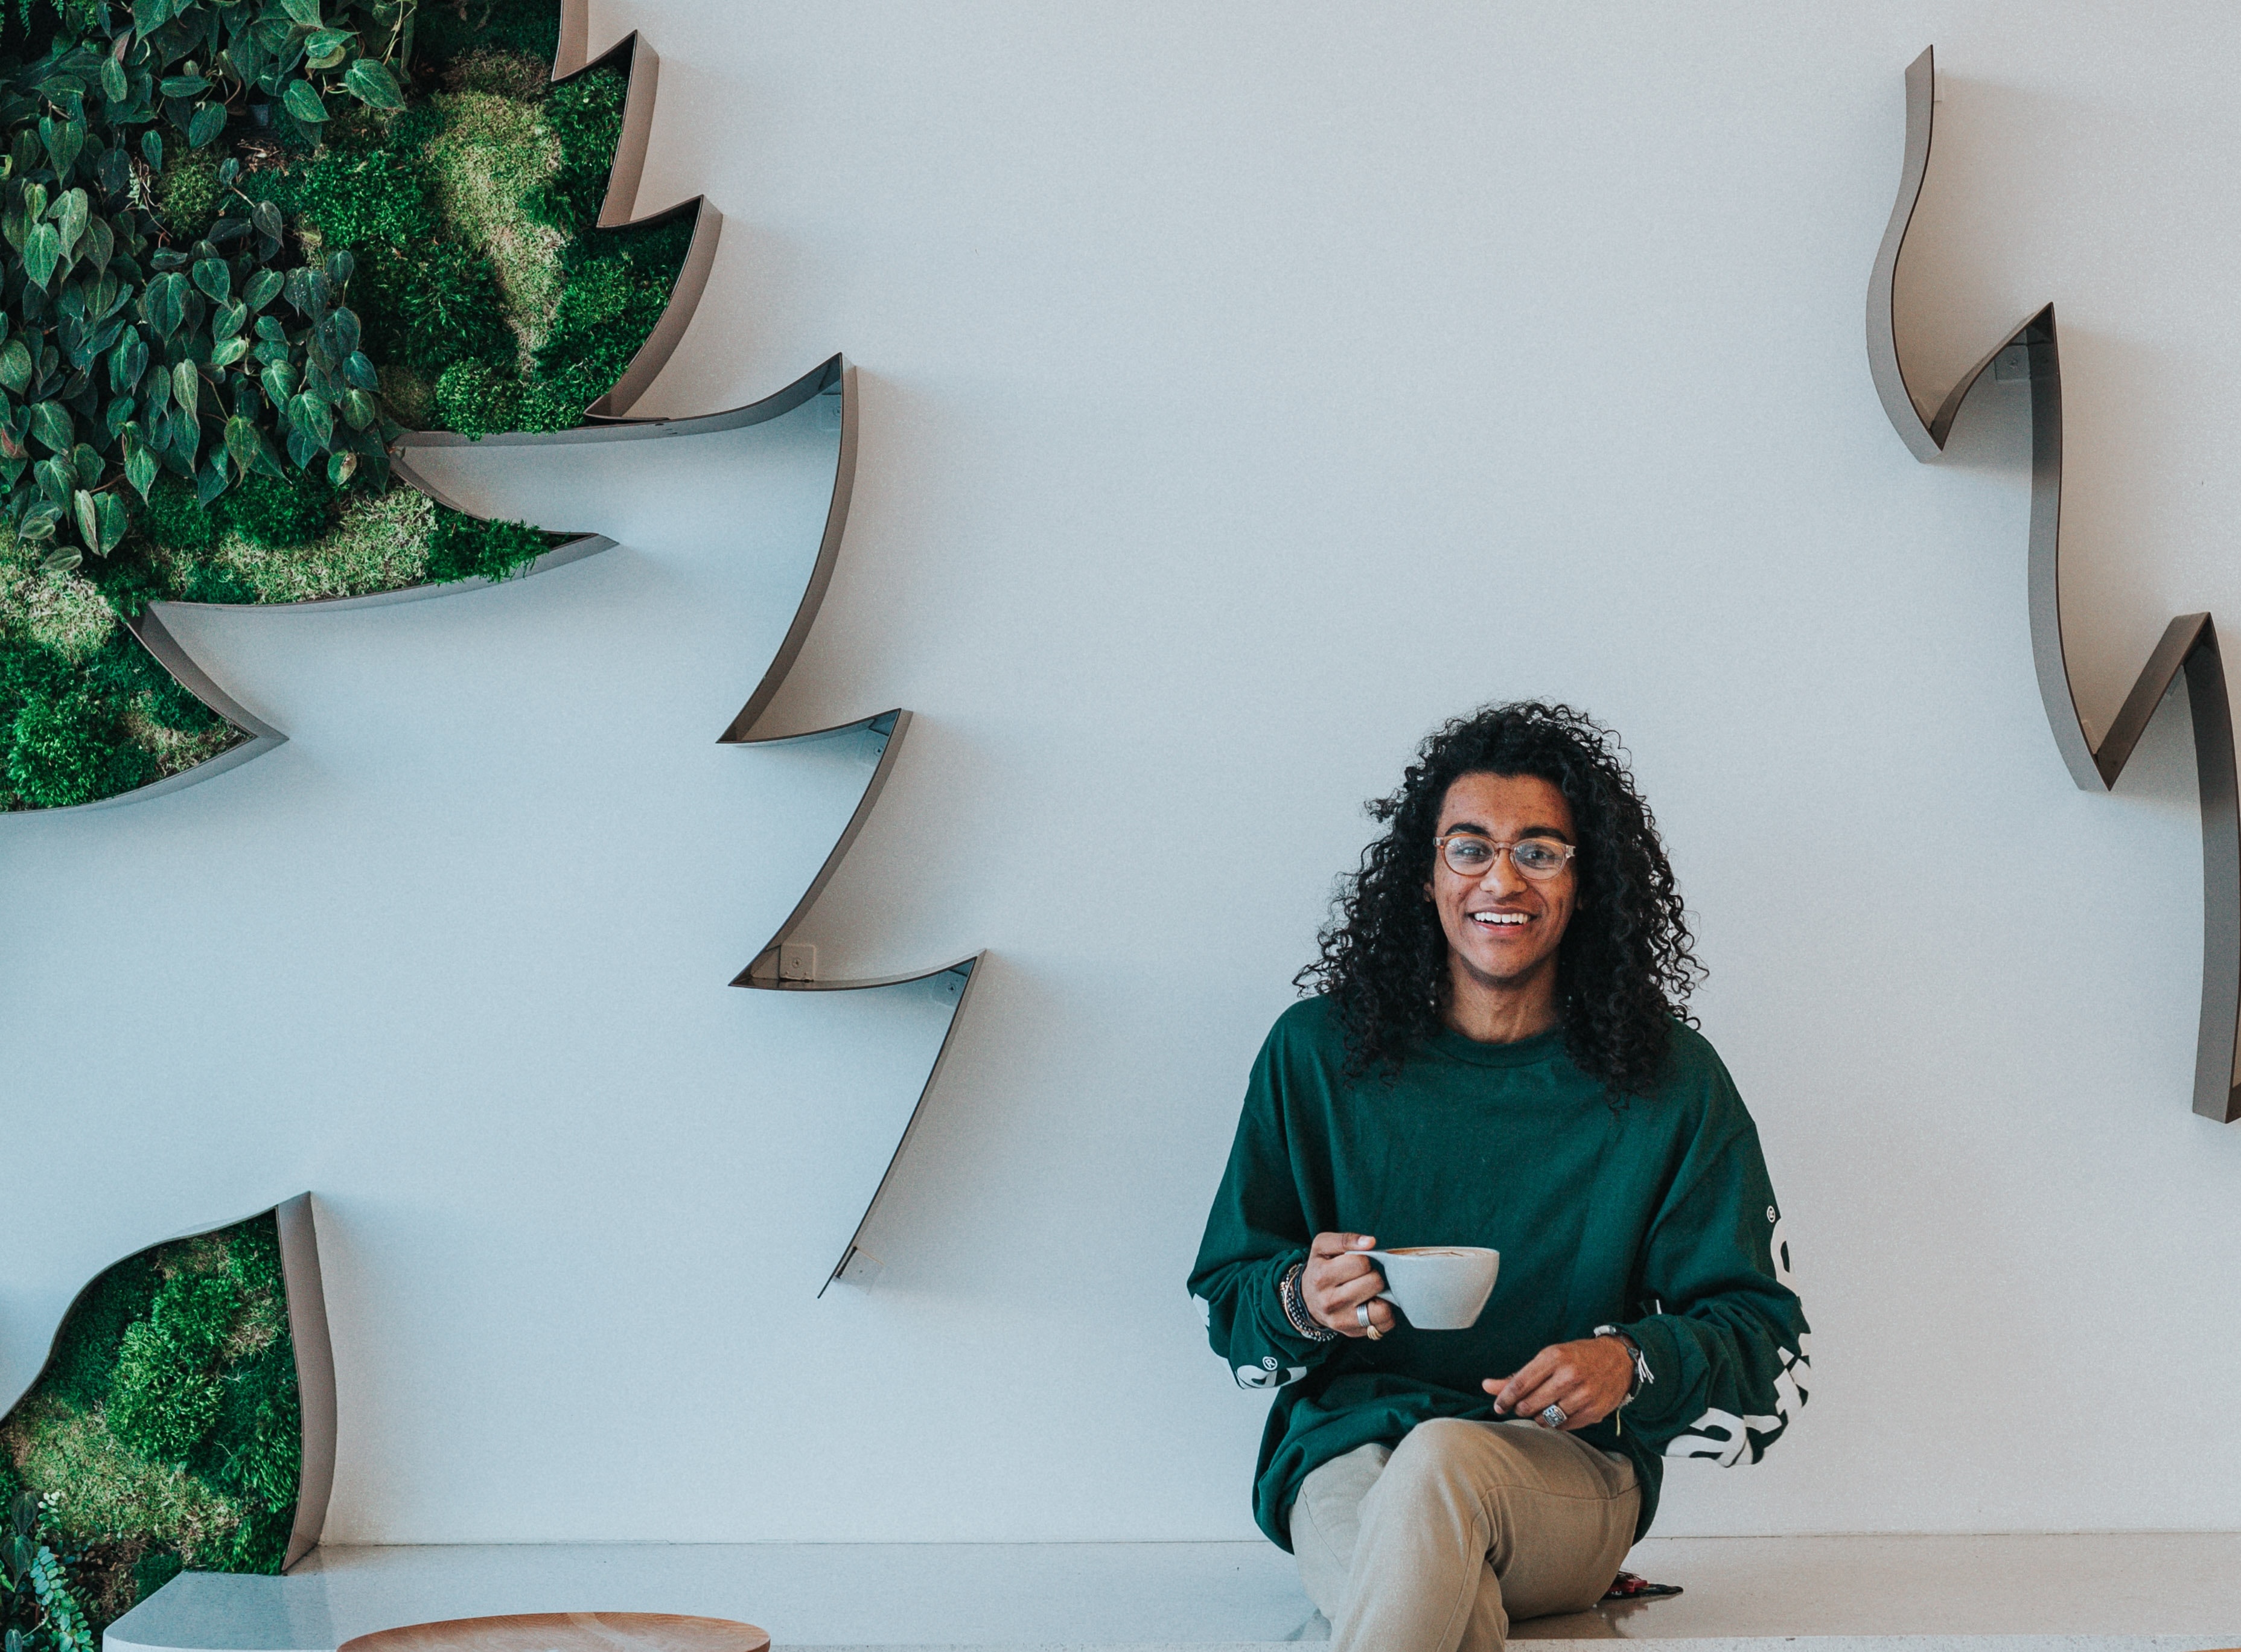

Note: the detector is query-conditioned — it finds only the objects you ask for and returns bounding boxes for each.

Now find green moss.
[424,90,564,349]
[8,1400,247,1565]
[426,506,552,584]
[415,0,563,72]
[536,66,625,237]
[0,535,118,663]
[525,220,691,419]
[7,693,156,808]
[435,359,521,438]
[293,146,440,249]
[142,477,221,557]
[211,484,436,602]
[214,471,336,552]
[157,153,222,239]
[1,1214,302,1616]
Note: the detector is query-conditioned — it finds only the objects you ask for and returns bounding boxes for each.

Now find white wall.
[5,0,2241,1542]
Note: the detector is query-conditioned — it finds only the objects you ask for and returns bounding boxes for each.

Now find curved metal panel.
[274,1194,337,1572]
[1869,48,2241,1122]
[820,955,985,1295]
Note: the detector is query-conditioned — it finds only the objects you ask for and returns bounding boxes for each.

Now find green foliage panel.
[0,1213,299,1644]
[0,0,692,811]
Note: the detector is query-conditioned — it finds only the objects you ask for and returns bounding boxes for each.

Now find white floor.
[101,1537,2241,1652]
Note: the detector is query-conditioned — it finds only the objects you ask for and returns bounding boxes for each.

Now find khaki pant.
[1289,1418,1641,1652]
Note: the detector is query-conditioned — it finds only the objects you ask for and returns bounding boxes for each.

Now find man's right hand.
[1303,1232,1394,1338]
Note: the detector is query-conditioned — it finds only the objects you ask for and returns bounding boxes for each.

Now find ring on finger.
[1539,1402,1567,1429]
[1357,1303,1383,1341]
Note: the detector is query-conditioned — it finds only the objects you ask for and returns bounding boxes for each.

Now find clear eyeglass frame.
[1434,833,1578,881]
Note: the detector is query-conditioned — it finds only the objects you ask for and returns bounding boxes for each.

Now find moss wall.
[0,1213,300,1634]
[0,0,690,810]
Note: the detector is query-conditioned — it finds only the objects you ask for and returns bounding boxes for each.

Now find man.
[1189,702,1808,1652]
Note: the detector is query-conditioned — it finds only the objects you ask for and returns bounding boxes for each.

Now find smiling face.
[1428,771,1579,1035]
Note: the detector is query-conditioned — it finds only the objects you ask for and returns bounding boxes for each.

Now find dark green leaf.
[132,0,167,34]
[33,457,71,507]
[187,101,226,147]
[101,57,129,103]
[243,267,283,311]
[70,487,96,548]
[283,266,326,315]
[222,413,260,476]
[339,387,375,430]
[326,449,357,487]
[208,333,249,367]
[52,188,87,260]
[341,55,404,111]
[319,306,359,359]
[83,214,114,275]
[28,400,69,454]
[279,0,325,27]
[305,28,350,68]
[71,444,101,486]
[261,359,297,402]
[40,544,79,573]
[39,117,83,179]
[214,297,247,340]
[140,129,162,168]
[159,75,210,98]
[173,359,199,421]
[341,349,377,391]
[288,390,333,447]
[94,490,127,552]
[255,314,288,344]
[0,338,33,395]
[104,395,135,438]
[325,247,354,287]
[251,197,283,246]
[194,454,226,505]
[145,270,185,337]
[124,434,156,498]
[281,78,327,125]
[190,256,228,302]
[109,328,146,391]
[22,223,59,290]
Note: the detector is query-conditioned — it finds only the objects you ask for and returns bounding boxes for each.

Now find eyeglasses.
[1435,833,1578,881]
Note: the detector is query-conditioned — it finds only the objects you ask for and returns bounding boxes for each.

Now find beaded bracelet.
[1280,1260,1339,1342]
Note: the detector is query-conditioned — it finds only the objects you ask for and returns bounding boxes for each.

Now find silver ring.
[1540,1403,1567,1429]
[1357,1303,1383,1341]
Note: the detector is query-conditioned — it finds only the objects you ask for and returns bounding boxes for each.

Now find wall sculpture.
[1867,45,2241,1123]
[2,0,978,1629]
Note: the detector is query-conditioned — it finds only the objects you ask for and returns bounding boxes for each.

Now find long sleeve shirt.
[1187,997,1810,1549]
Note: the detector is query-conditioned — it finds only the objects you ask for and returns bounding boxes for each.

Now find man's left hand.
[1485,1336,1633,1431]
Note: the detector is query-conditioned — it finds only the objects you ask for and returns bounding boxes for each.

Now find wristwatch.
[1593,1324,1653,1403]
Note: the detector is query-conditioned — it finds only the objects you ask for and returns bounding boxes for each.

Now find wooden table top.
[338,1613,770,1652]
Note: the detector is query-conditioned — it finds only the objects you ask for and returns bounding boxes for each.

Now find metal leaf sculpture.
[0,0,981,1615]
[1867,46,2241,1122]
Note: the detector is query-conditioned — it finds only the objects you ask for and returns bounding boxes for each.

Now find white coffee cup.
[1366,1246,1499,1330]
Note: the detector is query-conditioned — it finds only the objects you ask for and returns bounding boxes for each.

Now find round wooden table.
[339,1613,770,1652]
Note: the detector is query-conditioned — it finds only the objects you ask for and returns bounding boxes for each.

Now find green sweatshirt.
[1187,997,1809,1549]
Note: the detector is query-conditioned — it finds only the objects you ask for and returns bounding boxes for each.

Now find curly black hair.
[1296,701,1702,1094]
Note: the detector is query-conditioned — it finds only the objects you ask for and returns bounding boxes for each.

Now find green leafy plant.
[0,1216,301,1632]
[0,1490,97,1652]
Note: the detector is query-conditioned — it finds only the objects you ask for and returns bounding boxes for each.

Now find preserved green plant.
[0,0,688,809]
[0,1214,299,1634]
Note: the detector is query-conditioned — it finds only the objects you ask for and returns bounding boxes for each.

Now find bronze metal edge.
[273,1193,337,1570]
[819,953,986,1296]
[0,1193,337,1566]
[1868,47,2241,1122]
